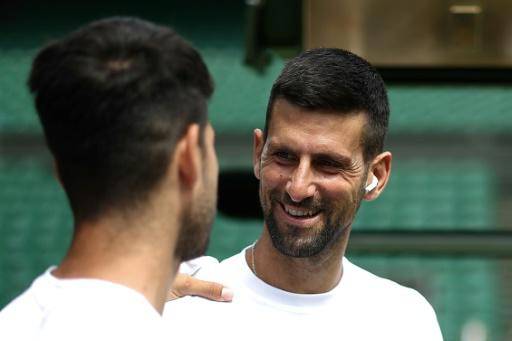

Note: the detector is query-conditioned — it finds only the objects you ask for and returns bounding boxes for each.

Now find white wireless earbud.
[365,176,378,193]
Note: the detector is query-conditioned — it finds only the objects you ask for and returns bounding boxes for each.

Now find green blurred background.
[1,1,511,340]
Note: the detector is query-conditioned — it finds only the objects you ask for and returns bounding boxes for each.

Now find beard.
[261,184,365,258]
[174,181,217,262]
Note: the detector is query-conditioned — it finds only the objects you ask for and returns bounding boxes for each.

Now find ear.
[252,129,264,180]
[174,124,202,191]
[363,151,392,201]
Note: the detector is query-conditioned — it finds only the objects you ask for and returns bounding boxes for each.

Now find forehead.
[267,99,367,156]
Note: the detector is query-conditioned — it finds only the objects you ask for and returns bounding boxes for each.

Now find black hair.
[264,48,389,162]
[29,17,214,221]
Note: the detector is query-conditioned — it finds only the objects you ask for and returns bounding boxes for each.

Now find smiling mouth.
[280,202,321,219]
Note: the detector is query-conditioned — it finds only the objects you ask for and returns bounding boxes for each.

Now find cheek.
[259,168,288,211]
[320,180,359,207]
[260,166,288,191]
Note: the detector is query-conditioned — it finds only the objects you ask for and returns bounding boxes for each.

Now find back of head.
[265,48,389,161]
[29,17,214,221]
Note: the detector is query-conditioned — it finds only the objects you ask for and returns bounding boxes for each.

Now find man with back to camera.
[165,48,444,340]
[0,17,220,339]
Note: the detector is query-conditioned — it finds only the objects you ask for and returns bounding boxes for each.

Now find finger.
[168,274,233,302]
[167,274,192,301]
[190,279,233,302]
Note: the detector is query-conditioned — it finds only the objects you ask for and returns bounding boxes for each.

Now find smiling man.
[164,48,443,340]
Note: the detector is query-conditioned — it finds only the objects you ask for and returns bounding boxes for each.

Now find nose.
[285,159,316,202]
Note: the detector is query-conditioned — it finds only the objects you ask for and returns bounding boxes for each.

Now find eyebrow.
[313,153,353,167]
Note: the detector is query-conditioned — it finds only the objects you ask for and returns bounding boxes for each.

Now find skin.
[54,123,219,313]
[247,99,392,294]
[175,124,219,261]
[168,273,233,302]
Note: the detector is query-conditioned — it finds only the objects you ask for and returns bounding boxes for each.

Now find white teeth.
[284,206,317,217]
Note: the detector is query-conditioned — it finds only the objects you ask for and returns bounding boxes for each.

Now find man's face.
[176,123,219,261]
[255,99,368,258]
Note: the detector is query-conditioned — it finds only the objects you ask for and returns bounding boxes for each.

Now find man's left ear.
[174,124,202,191]
[363,151,392,201]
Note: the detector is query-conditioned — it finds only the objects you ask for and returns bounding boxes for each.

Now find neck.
[247,226,351,294]
[53,209,180,314]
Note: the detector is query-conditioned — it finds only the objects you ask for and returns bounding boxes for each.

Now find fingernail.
[221,288,234,301]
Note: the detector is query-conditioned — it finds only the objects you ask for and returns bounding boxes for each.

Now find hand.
[167,273,233,302]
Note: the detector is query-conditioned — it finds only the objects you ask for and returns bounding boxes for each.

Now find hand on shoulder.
[168,257,233,302]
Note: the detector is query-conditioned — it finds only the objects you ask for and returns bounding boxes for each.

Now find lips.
[282,204,320,218]
[276,202,322,228]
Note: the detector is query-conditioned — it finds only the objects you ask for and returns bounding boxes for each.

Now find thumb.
[167,273,234,302]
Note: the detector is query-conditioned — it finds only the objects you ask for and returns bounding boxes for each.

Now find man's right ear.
[252,129,264,180]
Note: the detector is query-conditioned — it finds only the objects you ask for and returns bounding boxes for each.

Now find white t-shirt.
[164,248,443,341]
[0,267,167,340]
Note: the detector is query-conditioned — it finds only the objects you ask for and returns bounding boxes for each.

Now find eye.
[273,150,296,164]
[314,158,343,173]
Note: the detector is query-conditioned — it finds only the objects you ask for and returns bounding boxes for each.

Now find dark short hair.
[264,48,389,162]
[29,17,214,221]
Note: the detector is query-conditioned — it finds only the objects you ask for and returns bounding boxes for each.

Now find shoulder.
[0,284,42,339]
[163,252,247,316]
[0,286,38,319]
[45,300,164,338]
[0,270,53,331]
[181,251,246,283]
[344,257,430,307]
[179,256,220,275]
[343,258,443,340]
[40,286,166,340]
[1,272,167,341]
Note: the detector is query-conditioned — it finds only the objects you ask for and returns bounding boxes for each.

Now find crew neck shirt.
[0,267,167,340]
[164,247,443,340]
